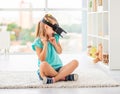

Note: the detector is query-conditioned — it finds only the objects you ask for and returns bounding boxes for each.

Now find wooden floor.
[0,53,120,94]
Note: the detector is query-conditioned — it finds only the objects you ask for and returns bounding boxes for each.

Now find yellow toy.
[88,45,97,58]
[93,43,103,63]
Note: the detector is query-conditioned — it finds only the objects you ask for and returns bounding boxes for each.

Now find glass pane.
[0,11,44,54]
[0,0,45,8]
[48,0,82,8]
[47,11,82,53]
[0,10,82,54]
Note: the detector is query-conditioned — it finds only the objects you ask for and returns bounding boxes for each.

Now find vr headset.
[41,19,67,38]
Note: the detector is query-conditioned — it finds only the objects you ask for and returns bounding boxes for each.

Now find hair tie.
[47,14,51,17]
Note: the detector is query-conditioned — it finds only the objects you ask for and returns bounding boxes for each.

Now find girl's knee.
[40,61,48,69]
[72,59,79,67]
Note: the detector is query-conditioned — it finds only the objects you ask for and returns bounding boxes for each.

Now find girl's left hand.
[49,37,56,46]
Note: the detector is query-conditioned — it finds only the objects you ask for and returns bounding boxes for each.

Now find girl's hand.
[49,37,56,46]
[41,37,47,45]
[49,37,62,54]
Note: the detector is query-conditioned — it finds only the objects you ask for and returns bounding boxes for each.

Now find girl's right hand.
[41,37,47,45]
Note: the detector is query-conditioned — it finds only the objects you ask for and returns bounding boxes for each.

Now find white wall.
[110,0,120,69]
[82,0,87,51]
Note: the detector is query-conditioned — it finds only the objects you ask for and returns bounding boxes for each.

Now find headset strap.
[41,19,54,28]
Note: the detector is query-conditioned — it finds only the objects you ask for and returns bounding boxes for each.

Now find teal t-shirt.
[31,34,63,70]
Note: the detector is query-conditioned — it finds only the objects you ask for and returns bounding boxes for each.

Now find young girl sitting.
[32,14,79,84]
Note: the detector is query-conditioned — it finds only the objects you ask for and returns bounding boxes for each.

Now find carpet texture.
[0,69,119,88]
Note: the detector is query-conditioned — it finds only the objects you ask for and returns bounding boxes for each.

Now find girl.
[32,14,79,84]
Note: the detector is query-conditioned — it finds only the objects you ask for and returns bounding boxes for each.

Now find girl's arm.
[36,38,48,61]
[49,37,62,54]
[54,42,62,54]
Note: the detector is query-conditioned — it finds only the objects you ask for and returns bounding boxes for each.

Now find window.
[0,0,83,54]
[0,0,45,8]
[48,0,82,8]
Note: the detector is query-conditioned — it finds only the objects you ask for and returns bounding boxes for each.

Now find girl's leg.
[40,61,58,79]
[54,59,79,82]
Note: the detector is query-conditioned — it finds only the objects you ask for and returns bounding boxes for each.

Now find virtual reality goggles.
[41,19,67,38]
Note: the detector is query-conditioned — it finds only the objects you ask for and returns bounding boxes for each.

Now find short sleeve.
[31,38,43,51]
[54,34,60,43]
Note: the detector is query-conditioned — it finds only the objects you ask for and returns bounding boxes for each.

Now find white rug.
[0,69,119,89]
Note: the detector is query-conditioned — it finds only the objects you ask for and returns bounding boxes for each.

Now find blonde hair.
[35,14,58,39]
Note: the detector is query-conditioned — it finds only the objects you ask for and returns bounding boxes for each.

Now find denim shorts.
[37,67,62,80]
